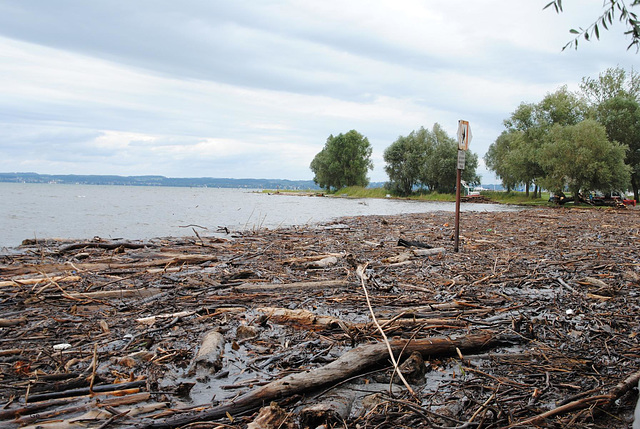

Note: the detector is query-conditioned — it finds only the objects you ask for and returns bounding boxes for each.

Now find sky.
[0,1,638,184]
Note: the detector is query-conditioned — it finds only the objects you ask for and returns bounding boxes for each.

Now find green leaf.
[595,24,600,39]
[585,32,590,40]
[570,28,580,34]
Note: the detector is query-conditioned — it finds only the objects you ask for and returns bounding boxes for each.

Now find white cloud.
[0,0,637,183]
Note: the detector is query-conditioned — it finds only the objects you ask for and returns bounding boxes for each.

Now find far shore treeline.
[0,172,332,190]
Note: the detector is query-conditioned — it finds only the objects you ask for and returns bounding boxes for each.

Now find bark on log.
[0,275,81,288]
[232,279,352,293]
[56,241,148,254]
[299,387,355,428]
[0,254,218,276]
[0,317,27,327]
[124,332,515,429]
[191,330,225,374]
[26,380,146,403]
[257,307,343,328]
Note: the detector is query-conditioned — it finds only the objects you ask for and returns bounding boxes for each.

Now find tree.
[421,123,480,193]
[580,67,640,105]
[581,67,640,200]
[596,95,640,200]
[492,87,586,197]
[544,0,640,51]
[383,128,430,196]
[310,130,373,191]
[539,119,631,197]
[383,124,479,195]
[484,130,525,192]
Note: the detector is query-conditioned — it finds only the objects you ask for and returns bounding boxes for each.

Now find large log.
[124,332,515,429]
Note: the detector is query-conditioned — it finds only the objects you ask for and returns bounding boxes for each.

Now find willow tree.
[310,130,373,191]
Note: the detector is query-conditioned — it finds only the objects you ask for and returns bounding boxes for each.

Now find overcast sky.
[0,1,637,183]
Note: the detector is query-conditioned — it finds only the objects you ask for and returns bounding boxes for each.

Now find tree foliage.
[384,124,479,195]
[544,0,640,51]
[580,67,640,200]
[581,67,640,105]
[383,128,430,196]
[539,120,631,196]
[487,87,586,196]
[310,130,373,191]
[422,124,480,193]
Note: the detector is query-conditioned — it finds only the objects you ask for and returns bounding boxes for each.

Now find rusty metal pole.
[454,161,462,252]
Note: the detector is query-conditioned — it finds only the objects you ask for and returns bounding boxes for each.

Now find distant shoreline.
[0,172,326,190]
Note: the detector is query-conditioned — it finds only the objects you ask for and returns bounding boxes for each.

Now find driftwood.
[257,307,343,328]
[56,241,149,254]
[124,332,513,428]
[0,275,81,287]
[191,330,225,374]
[3,208,640,428]
[299,387,356,427]
[246,402,294,429]
[231,279,352,293]
[26,380,147,403]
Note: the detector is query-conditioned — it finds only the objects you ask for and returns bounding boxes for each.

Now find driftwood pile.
[1,207,639,428]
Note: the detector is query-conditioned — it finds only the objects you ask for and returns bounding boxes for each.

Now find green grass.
[333,186,389,198]
[480,190,553,205]
[264,186,556,206]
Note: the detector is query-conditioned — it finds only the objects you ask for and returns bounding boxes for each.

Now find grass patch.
[333,186,389,198]
[480,190,552,205]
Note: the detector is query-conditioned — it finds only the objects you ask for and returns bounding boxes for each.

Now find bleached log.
[383,251,412,264]
[135,310,196,325]
[299,387,355,428]
[62,288,161,300]
[232,279,351,293]
[191,330,225,374]
[257,307,344,328]
[412,247,445,257]
[0,275,81,288]
[305,256,339,269]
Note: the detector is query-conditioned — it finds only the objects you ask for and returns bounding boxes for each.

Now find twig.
[356,263,416,397]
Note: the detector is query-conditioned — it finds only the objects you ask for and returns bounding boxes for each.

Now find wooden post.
[454,161,462,252]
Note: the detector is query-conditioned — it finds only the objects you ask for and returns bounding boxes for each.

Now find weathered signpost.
[454,120,472,252]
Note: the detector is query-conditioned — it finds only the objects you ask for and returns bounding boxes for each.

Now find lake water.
[0,183,517,248]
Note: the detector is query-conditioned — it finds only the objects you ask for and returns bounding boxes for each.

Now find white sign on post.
[457,120,472,151]
[457,150,466,170]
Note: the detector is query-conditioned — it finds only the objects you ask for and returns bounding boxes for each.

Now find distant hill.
[0,172,323,190]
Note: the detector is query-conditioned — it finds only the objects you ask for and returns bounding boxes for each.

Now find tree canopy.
[384,124,479,196]
[486,87,587,196]
[486,82,634,198]
[539,120,631,196]
[310,130,373,191]
[383,128,430,196]
[583,67,640,200]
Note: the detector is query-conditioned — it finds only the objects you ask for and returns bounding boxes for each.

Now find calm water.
[0,183,516,248]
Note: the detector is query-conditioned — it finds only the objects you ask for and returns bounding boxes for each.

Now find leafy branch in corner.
[544,0,640,51]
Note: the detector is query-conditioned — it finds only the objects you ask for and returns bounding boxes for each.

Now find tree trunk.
[525,182,530,197]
